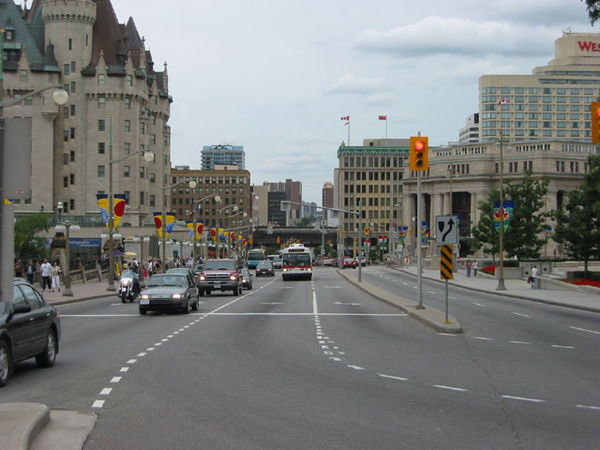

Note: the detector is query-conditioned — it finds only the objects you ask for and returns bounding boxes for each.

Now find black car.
[241,268,253,289]
[139,274,199,315]
[166,267,198,288]
[255,261,275,277]
[0,279,61,387]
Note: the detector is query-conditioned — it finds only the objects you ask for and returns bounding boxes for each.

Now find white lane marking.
[120,367,129,373]
[60,314,139,317]
[347,365,365,370]
[167,335,174,338]
[204,312,407,316]
[146,347,155,351]
[154,343,162,346]
[434,385,468,392]
[261,302,283,305]
[313,290,318,315]
[335,302,362,306]
[551,345,575,349]
[137,352,147,357]
[501,395,545,403]
[449,296,457,300]
[92,400,105,409]
[402,282,408,286]
[472,336,493,341]
[513,312,531,318]
[509,340,531,345]
[379,373,408,381]
[577,404,600,411]
[110,377,121,383]
[324,286,343,289]
[127,359,137,364]
[161,339,169,342]
[280,287,294,289]
[330,357,343,361]
[438,333,459,337]
[100,388,112,395]
[427,291,436,295]
[569,326,600,335]
[473,303,486,307]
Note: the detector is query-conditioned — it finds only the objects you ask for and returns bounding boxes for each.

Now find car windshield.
[257,261,272,269]
[204,260,236,271]
[147,275,187,287]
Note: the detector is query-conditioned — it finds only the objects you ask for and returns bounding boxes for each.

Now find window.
[124,97,131,109]
[64,129,69,142]
[124,143,131,155]
[63,176,68,188]
[4,30,14,42]
[98,74,105,85]
[98,142,105,154]
[70,174,75,185]
[140,192,145,205]
[150,173,156,183]
[19,69,27,81]
[150,134,156,145]
[98,166,105,177]
[71,61,76,73]
[69,38,72,50]
[126,75,133,87]
[140,167,145,178]
[124,166,131,177]
[70,104,75,117]
[64,63,70,76]
[70,81,76,93]
[150,194,156,207]
[63,153,69,165]
[123,191,130,204]
[21,285,44,310]
[98,120,105,131]
[64,108,69,119]
[98,97,106,109]
[70,128,75,139]
[124,120,131,132]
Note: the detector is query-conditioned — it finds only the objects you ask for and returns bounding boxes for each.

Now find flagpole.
[386,117,388,139]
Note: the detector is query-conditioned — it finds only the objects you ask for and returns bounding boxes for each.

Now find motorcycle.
[119,275,138,303]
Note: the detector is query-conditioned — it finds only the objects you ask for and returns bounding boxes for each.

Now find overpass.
[252,226,338,250]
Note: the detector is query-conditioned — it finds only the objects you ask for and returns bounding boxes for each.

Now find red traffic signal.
[409,136,429,171]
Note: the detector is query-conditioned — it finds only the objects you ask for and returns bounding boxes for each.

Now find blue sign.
[69,238,102,248]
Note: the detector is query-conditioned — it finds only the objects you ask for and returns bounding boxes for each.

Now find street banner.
[97,194,126,231]
[153,212,163,238]
[421,221,429,243]
[494,200,514,232]
[398,226,408,242]
[545,226,552,241]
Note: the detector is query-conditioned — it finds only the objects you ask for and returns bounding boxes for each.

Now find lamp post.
[0,84,68,304]
[107,140,154,290]
[496,133,507,291]
[55,220,79,296]
[189,187,220,263]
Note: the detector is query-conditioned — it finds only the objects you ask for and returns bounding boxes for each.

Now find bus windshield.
[282,253,311,266]
[248,249,266,261]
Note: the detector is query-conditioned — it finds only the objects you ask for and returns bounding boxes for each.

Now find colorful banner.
[196,221,204,237]
[186,221,194,239]
[421,221,429,243]
[398,226,408,242]
[153,212,164,238]
[210,227,217,241]
[166,212,176,236]
[153,212,176,238]
[494,200,514,232]
[544,226,552,241]
[97,194,126,231]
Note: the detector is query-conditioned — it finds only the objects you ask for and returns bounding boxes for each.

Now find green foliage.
[296,216,316,227]
[553,155,600,272]
[583,0,600,25]
[471,173,550,260]
[14,213,50,260]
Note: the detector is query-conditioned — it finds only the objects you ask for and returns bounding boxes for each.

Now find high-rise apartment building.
[3,0,171,226]
[264,179,302,225]
[201,145,245,170]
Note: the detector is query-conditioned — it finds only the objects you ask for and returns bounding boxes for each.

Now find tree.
[554,155,600,275]
[296,216,316,227]
[503,173,551,260]
[471,172,550,261]
[582,0,600,25]
[14,213,50,261]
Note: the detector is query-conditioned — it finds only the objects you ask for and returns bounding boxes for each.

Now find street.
[2,267,599,449]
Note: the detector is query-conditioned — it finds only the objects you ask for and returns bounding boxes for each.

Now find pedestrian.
[14,258,24,278]
[473,260,479,277]
[51,261,62,293]
[531,265,538,290]
[40,258,52,291]
[147,259,154,278]
[25,260,36,284]
[466,260,471,277]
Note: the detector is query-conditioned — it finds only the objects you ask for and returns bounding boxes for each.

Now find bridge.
[252,226,338,250]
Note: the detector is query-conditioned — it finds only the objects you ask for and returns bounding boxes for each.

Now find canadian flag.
[498,98,508,105]
[341,115,350,121]
[378,115,387,120]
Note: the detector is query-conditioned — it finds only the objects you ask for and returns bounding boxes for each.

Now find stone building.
[2,0,171,226]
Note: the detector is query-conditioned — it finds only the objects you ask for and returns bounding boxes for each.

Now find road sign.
[440,245,453,280]
[436,214,459,246]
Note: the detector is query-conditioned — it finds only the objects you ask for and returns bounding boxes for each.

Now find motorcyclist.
[121,264,140,294]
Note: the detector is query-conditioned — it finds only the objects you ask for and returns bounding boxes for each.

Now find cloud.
[327,74,385,95]
[355,16,556,58]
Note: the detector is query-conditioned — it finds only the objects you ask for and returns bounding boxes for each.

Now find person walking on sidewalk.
[51,261,62,293]
[531,265,538,289]
[25,260,36,284]
[466,260,471,277]
[40,258,52,291]
[14,258,24,278]
[473,260,479,277]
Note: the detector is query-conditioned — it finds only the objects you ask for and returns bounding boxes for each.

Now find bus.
[281,244,313,281]
[247,248,267,269]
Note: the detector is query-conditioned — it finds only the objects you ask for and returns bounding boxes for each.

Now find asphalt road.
[2,267,599,449]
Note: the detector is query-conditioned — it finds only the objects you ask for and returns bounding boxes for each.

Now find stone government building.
[336,32,600,257]
[2,0,171,227]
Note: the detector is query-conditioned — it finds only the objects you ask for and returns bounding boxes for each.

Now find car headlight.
[171,293,183,299]
[141,294,149,300]
[121,279,131,285]
[199,275,206,281]
[283,268,288,272]
[230,275,237,281]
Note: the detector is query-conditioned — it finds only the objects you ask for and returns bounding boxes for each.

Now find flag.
[186,221,194,238]
[341,115,350,121]
[196,221,204,239]
[97,194,126,231]
[165,212,176,236]
[153,212,164,238]
[498,98,508,105]
[378,115,387,120]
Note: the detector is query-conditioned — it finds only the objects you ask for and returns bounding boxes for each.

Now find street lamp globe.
[52,89,69,106]
[143,150,155,162]
[189,180,197,189]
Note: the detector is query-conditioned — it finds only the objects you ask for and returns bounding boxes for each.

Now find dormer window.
[4,30,14,41]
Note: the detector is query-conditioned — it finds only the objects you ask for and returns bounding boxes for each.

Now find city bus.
[281,244,313,281]
[247,248,267,270]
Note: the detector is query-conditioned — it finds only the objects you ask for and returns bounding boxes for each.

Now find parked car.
[255,260,275,277]
[139,274,199,315]
[0,279,61,387]
[241,268,253,290]
[198,259,243,296]
[342,257,357,269]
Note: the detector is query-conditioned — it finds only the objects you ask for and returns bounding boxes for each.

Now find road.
[2,266,599,449]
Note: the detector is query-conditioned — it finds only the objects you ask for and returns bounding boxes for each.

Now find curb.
[48,294,113,306]
[0,402,50,450]
[394,267,600,314]
[337,269,462,334]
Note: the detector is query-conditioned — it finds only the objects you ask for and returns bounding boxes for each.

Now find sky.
[109,0,596,204]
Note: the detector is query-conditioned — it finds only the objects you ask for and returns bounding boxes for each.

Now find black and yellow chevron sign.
[440,245,453,280]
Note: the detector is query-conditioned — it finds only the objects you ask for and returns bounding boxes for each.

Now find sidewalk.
[393,265,600,313]
[41,280,119,306]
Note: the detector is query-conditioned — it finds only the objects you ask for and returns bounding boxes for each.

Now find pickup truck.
[198,259,243,296]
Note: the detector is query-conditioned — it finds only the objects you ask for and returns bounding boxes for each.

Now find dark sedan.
[241,268,253,289]
[0,279,61,387]
[139,274,199,315]
[255,261,275,277]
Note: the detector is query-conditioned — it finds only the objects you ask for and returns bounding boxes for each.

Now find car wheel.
[183,298,191,314]
[248,283,252,290]
[139,307,147,315]
[192,296,199,311]
[36,330,57,368]
[0,341,11,387]
[199,289,205,297]
[238,284,243,295]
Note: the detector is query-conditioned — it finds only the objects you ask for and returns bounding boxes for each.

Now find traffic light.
[409,136,429,171]
[591,102,600,143]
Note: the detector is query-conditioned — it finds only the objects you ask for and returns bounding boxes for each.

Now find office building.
[201,145,245,170]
